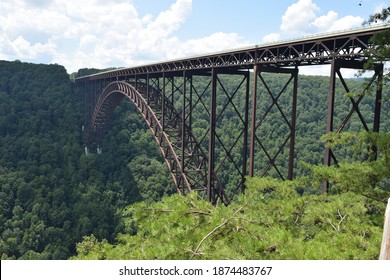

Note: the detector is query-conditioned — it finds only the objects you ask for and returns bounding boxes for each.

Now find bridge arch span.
[79,25,388,204]
[89,81,227,203]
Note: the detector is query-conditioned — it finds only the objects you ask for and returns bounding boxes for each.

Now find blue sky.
[0,0,388,73]
[133,0,385,42]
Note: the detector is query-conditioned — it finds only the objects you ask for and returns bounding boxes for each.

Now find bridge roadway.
[77,24,389,204]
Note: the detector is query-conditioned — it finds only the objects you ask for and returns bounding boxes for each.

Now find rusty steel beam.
[249,65,299,180]
[207,70,250,202]
[89,77,234,203]
[288,67,299,180]
[323,59,337,171]
[242,70,250,191]
[249,65,258,177]
[181,71,187,194]
[77,24,388,204]
[91,81,191,194]
[322,59,384,191]
[76,24,389,82]
[207,68,217,202]
[373,63,384,135]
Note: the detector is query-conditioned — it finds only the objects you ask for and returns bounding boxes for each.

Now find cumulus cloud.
[262,33,281,44]
[0,0,371,74]
[311,10,339,31]
[325,15,365,32]
[280,0,320,34]
[166,32,245,59]
[262,0,364,44]
[0,0,244,73]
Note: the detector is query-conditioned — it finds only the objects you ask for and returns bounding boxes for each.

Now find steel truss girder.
[249,65,299,180]
[77,25,389,204]
[76,25,388,81]
[208,70,250,201]
[87,67,251,204]
[323,59,384,191]
[156,69,250,204]
[91,81,205,196]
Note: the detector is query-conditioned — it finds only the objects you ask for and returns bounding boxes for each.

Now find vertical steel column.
[189,75,193,131]
[288,67,299,180]
[171,76,175,107]
[89,81,96,118]
[207,68,217,202]
[249,65,258,177]
[96,80,99,109]
[373,63,384,133]
[83,80,88,148]
[146,73,150,105]
[157,75,161,109]
[99,79,103,102]
[323,59,337,167]
[93,79,98,151]
[181,71,187,194]
[162,73,165,130]
[373,63,384,160]
[241,70,250,191]
[89,79,95,149]
[89,79,93,129]
[323,59,338,192]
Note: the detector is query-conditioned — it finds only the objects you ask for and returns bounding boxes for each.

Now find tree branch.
[190,205,244,259]
[186,210,211,215]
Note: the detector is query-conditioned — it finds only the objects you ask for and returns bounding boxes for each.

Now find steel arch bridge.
[77,24,389,204]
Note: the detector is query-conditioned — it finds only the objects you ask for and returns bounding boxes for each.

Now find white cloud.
[147,0,191,36]
[9,35,56,60]
[311,11,364,32]
[0,0,374,76]
[167,32,245,59]
[0,0,245,73]
[326,15,364,32]
[280,0,320,34]
[262,33,281,43]
[260,0,367,77]
[279,0,364,36]
[262,0,364,48]
[311,10,338,31]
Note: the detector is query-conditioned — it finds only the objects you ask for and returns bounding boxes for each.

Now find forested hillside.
[0,60,388,259]
[0,60,172,259]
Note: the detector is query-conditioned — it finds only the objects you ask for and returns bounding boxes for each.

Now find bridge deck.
[77,24,388,204]
[76,23,389,81]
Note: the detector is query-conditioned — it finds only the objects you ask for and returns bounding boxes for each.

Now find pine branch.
[190,219,229,259]
[186,210,211,215]
[190,205,244,259]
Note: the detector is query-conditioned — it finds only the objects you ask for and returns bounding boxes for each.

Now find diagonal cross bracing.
[77,24,388,203]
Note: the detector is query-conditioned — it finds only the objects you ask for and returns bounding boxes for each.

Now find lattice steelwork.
[77,24,388,204]
[249,66,298,180]
[322,59,384,191]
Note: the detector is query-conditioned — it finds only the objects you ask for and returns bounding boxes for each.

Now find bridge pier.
[208,68,217,202]
[77,24,388,203]
[322,59,384,191]
[79,61,384,202]
[249,65,299,181]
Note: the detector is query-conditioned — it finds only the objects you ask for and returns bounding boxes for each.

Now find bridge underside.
[77,25,387,204]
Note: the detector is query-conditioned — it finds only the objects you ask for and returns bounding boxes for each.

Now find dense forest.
[0,60,172,259]
[0,58,389,259]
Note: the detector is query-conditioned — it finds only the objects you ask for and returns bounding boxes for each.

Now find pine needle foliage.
[73,176,384,260]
